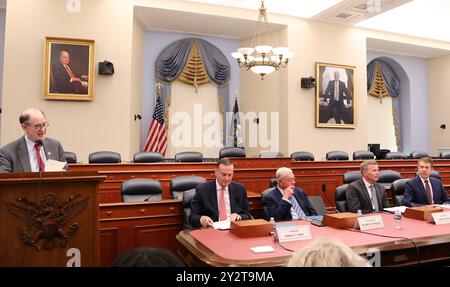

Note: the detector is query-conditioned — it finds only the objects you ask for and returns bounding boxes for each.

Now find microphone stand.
[322,184,339,213]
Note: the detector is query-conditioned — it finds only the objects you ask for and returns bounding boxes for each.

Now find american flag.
[143,94,167,155]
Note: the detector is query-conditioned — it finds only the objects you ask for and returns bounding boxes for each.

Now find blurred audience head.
[287,238,371,267]
[112,247,185,267]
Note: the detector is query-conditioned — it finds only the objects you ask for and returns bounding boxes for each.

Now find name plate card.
[356,215,384,231]
[430,211,450,225]
[276,224,312,243]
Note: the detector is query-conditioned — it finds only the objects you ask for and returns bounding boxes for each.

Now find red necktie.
[64,64,76,79]
[424,180,432,205]
[219,188,227,221]
[34,143,45,172]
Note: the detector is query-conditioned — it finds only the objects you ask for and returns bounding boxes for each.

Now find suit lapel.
[359,179,371,204]
[210,181,219,217]
[17,137,31,172]
[42,139,54,160]
[416,176,429,203]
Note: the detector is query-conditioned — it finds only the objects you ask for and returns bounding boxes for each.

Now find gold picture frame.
[316,62,356,128]
[43,37,95,101]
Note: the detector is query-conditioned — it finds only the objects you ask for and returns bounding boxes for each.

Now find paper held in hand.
[45,159,67,172]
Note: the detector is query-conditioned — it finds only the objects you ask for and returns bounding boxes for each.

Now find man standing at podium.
[0,108,66,172]
[189,157,251,228]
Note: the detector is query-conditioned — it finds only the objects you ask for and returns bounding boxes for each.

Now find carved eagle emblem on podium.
[6,193,89,251]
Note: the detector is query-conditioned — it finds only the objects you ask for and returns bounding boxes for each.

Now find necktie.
[334,81,339,101]
[34,143,45,172]
[291,196,306,220]
[218,188,227,221]
[64,64,76,79]
[369,185,379,212]
[424,180,433,205]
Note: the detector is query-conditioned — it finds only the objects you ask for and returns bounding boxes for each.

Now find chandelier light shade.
[231,0,294,80]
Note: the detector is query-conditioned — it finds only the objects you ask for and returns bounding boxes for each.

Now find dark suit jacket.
[402,175,450,207]
[0,136,66,173]
[346,179,389,214]
[262,187,317,221]
[324,80,351,103]
[50,63,85,94]
[188,181,251,228]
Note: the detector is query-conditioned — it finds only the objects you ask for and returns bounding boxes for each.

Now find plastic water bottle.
[356,210,363,217]
[394,210,402,229]
[269,217,277,241]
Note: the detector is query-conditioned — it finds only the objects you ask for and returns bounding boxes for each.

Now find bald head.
[19,108,45,124]
[20,108,48,142]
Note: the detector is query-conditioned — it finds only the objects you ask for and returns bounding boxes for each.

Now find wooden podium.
[0,171,105,266]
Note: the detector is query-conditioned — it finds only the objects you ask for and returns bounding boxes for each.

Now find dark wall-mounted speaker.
[98,61,114,75]
[301,76,316,89]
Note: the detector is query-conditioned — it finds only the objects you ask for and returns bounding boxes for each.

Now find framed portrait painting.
[43,37,95,101]
[316,62,356,128]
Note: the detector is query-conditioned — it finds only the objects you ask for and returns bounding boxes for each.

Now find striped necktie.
[424,180,433,205]
[290,196,306,220]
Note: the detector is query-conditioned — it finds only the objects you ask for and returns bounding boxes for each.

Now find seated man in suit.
[347,160,389,214]
[0,108,66,172]
[189,157,251,228]
[262,167,317,221]
[402,157,450,207]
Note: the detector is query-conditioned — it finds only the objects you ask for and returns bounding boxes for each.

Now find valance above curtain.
[154,38,231,146]
[367,59,401,99]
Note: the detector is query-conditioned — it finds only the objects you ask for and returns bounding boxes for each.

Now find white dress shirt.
[216,180,231,218]
[24,135,47,172]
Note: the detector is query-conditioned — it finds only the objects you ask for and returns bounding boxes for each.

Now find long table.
[176,213,450,267]
[71,158,450,265]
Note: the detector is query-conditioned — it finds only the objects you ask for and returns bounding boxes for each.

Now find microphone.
[235,196,254,220]
[322,183,339,213]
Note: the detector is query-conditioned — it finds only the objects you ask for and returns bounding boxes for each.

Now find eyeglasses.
[284,177,296,183]
[27,122,50,130]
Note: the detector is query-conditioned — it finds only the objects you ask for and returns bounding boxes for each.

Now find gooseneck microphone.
[322,183,339,213]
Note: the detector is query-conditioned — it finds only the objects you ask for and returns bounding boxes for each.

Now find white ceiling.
[134,6,284,39]
[134,0,450,58]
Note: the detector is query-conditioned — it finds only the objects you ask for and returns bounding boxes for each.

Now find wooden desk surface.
[177,213,450,267]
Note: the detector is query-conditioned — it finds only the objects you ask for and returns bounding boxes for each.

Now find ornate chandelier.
[231,0,294,80]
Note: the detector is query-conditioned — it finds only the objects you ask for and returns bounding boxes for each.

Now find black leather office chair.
[391,179,407,206]
[182,188,196,229]
[410,151,430,159]
[385,152,408,160]
[269,178,277,188]
[343,171,362,184]
[64,151,77,163]
[259,151,285,158]
[219,147,246,159]
[326,151,349,161]
[261,188,273,220]
[378,170,402,188]
[133,152,163,163]
[440,151,450,159]
[88,151,121,163]
[308,196,328,216]
[335,184,348,212]
[352,151,375,160]
[430,170,441,180]
[174,151,203,162]
[291,151,314,161]
[121,178,162,202]
[170,176,206,200]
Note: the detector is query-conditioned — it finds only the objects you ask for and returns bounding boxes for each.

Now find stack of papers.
[212,220,230,230]
[45,160,67,171]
